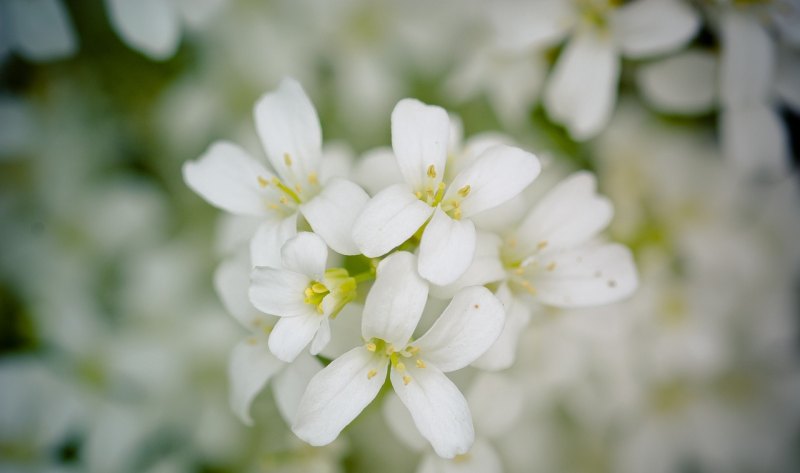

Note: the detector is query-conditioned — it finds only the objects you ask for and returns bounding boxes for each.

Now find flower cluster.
[183,78,638,458]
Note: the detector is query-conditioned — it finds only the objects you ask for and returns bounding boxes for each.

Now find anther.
[311,283,328,293]
[537,240,549,250]
[366,342,377,352]
[283,153,292,166]
[279,196,289,205]
[367,369,378,380]
[257,176,269,187]
[395,362,406,372]
[403,375,412,385]
[415,359,426,368]
[546,262,557,271]
[427,164,437,179]
[457,185,471,197]
[307,172,318,185]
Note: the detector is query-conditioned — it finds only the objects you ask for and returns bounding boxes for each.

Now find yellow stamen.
[403,375,412,385]
[416,359,426,369]
[367,369,378,380]
[366,342,377,352]
[457,185,470,197]
[257,176,269,188]
[395,362,406,372]
[279,196,289,205]
[427,164,437,179]
[307,172,318,185]
[283,153,292,166]
[311,283,328,294]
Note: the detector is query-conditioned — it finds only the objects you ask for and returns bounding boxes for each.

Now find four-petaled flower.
[249,232,356,362]
[353,98,541,286]
[183,78,369,265]
[292,251,505,458]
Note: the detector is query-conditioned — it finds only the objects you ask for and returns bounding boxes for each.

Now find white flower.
[437,171,638,370]
[352,99,540,285]
[0,0,77,63]
[214,249,322,425]
[248,232,357,362]
[291,251,505,458]
[491,0,699,139]
[183,78,370,262]
[104,0,228,60]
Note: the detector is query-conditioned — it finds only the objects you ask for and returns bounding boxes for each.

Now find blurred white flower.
[292,252,505,458]
[638,2,800,178]
[490,0,699,139]
[104,0,227,60]
[0,0,77,63]
[352,99,540,285]
[215,248,323,426]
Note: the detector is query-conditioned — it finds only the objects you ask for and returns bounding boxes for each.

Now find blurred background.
[1,0,799,472]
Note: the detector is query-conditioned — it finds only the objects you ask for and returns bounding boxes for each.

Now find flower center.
[412,164,471,220]
[364,338,426,385]
[303,281,330,314]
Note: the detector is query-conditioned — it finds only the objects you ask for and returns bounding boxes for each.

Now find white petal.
[352,183,434,257]
[351,147,403,196]
[489,0,575,52]
[515,171,613,254]
[418,208,476,286]
[249,267,313,317]
[362,251,429,348]
[310,317,331,355]
[214,252,266,330]
[254,78,322,186]
[467,372,525,437]
[721,105,789,178]
[414,286,505,373]
[613,0,699,59]
[269,313,324,362]
[382,394,428,452]
[183,141,277,217]
[720,11,774,106]
[391,99,450,190]
[104,0,180,60]
[228,337,285,425]
[292,347,387,446]
[637,50,718,114]
[390,363,474,459]
[273,352,323,425]
[445,144,541,218]
[472,289,531,371]
[533,243,638,308]
[430,232,505,300]
[544,31,619,140]
[775,46,800,112]
[300,178,370,255]
[7,0,77,61]
[172,0,227,29]
[249,214,298,267]
[280,232,328,279]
